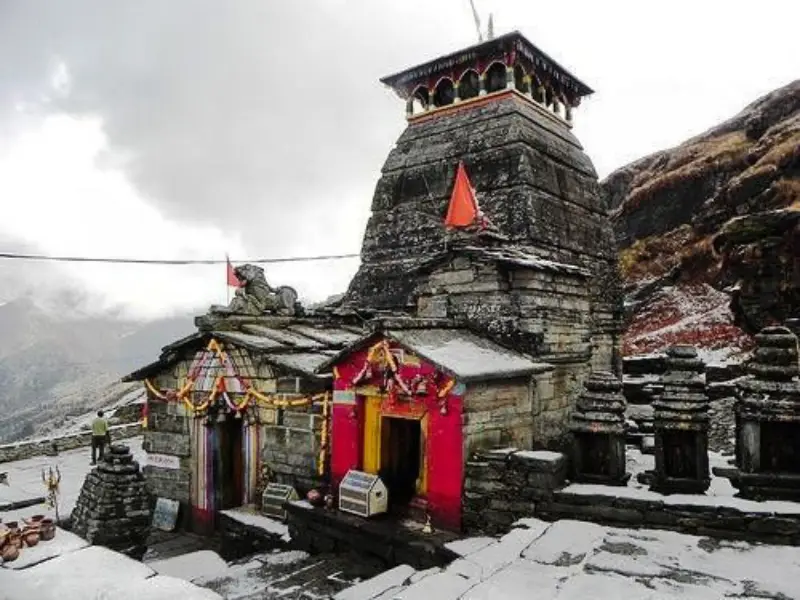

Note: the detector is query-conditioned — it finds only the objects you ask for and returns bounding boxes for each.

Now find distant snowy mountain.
[0,298,194,443]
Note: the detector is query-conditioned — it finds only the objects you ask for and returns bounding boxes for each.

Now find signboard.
[147,453,181,470]
[152,497,180,531]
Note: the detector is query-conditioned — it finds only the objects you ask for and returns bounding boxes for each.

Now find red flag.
[444,162,481,229]
[226,255,243,287]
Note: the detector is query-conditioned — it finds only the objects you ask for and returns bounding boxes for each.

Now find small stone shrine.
[650,346,711,494]
[71,444,152,560]
[726,326,800,500]
[569,371,629,485]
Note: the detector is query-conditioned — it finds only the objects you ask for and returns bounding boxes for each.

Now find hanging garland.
[351,340,412,395]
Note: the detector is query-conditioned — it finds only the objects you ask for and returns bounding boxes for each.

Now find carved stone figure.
[210,264,298,316]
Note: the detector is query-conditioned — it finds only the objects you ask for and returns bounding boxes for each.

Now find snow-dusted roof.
[122,319,365,382]
[318,328,552,383]
[267,352,337,377]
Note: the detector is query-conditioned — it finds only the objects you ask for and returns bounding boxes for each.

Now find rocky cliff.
[604,80,800,360]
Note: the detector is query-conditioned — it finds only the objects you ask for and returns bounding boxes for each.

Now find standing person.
[91,410,109,465]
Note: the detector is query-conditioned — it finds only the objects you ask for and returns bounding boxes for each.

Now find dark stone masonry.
[651,346,711,494]
[462,447,566,535]
[721,326,800,500]
[70,443,153,560]
[570,371,629,485]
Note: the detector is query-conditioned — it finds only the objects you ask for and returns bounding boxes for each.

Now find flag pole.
[226,254,230,305]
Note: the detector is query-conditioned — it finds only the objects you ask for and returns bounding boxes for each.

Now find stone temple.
[341,30,623,417]
[123,29,624,534]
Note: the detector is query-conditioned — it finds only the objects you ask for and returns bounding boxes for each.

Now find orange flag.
[444,162,480,229]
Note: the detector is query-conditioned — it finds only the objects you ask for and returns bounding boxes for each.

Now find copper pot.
[39,519,56,541]
[1,536,20,562]
[23,527,40,547]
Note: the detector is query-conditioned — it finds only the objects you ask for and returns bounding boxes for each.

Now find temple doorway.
[379,417,422,508]
[214,416,244,510]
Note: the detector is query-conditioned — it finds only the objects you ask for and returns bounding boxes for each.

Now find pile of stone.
[650,346,710,494]
[722,326,800,500]
[570,371,629,485]
[70,444,152,560]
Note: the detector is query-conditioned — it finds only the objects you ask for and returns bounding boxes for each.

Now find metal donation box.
[338,470,388,518]
[261,483,299,521]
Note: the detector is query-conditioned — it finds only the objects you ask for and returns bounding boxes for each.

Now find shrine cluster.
[117,27,800,549]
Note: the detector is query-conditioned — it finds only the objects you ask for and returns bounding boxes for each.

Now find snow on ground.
[339,518,800,599]
[0,436,146,523]
[624,284,753,364]
[220,508,291,542]
[0,536,222,600]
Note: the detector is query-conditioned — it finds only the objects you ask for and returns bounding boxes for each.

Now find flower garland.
[351,340,412,395]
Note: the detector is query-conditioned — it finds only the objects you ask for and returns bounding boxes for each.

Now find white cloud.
[0,0,797,320]
[0,112,358,319]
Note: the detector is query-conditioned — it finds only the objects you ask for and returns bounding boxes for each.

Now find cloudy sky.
[0,0,797,320]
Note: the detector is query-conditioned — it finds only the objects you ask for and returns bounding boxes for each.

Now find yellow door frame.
[361,394,428,496]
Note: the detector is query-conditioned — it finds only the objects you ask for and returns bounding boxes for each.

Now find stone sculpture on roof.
[210,263,299,316]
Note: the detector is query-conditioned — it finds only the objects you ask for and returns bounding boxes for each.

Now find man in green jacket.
[90,410,109,465]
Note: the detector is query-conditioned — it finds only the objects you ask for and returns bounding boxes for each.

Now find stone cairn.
[570,371,629,485]
[727,325,800,500]
[650,346,711,494]
[71,444,152,560]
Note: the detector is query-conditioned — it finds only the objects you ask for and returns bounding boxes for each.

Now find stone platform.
[538,484,800,546]
[285,500,460,570]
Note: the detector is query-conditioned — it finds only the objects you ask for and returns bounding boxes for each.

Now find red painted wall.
[330,338,464,530]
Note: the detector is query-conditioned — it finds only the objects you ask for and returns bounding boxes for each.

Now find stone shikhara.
[70,443,152,560]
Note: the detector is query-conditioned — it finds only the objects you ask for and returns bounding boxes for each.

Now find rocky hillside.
[604,80,800,361]
[0,299,193,442]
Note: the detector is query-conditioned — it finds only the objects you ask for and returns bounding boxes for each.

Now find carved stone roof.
[318,327,553,383]
[122,317,364,381]
[380,30,593,99]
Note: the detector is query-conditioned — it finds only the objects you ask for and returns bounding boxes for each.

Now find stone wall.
[141,398,192,504]
[344,93,623,373]
[260,405,324,495]
[462,447,566,535]
[538,489,800,546]
[462,372,568,453]
[0,423,141,464]
[463,446,800,546]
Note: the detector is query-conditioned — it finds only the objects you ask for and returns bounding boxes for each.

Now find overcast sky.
[0,0,797,320]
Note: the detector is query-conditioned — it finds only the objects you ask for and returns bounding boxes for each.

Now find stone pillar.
[406,97,414,117]
[565,103,574,124]
[505,66,514,90]
[727,326,800,500]
[453,81,461,103]
[70,444,153,560]
[651,346,711,494]
[534,83,546,104]
[479,74,487,96]
[570,371,629,485]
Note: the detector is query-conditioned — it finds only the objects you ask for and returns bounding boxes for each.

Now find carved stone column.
[570,371,629,485]
[724,326,800,500]
[651,346,711,494]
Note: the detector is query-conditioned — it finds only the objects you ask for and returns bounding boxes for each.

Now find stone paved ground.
[195,550,383,599]
[334,518,800,599]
